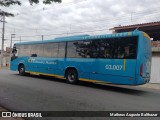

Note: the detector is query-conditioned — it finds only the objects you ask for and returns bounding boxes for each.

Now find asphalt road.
[0,69,160,120]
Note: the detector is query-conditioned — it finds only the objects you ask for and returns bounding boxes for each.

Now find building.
[110,21,160,83]
[0,47,10,67]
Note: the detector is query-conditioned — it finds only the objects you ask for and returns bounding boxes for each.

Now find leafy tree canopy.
[0,0,61,17]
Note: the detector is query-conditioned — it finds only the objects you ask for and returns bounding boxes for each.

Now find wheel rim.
[68,72,76,82]
[20,66,24,73]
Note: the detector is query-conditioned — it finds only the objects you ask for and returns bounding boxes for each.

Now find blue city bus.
[10,30,152,85]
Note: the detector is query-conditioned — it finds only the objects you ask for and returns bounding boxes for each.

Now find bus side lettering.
[105,65,123,71]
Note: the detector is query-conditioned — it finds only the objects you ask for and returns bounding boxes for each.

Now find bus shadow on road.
[14,73,148,96]
[78,81,148,96]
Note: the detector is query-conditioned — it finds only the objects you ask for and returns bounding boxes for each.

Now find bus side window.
[19,45,31,57]
[90,40,99,58]
[117,46,125,59]
[67,41,77,58]
[114,36,138,59]
[99,39,114,59]
[82,41,91,58]
[58,42,66,58]
[52,43,58,58]
[30,44,43,57]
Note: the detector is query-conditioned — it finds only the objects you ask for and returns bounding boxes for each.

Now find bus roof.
[15,30,144,45]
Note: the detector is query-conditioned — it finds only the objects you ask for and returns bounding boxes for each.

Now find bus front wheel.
[66,69,78,84]
[18,64,25,76]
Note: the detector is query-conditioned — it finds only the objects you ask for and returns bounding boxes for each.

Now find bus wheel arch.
[65,67,78,84]
[18,63,25,76]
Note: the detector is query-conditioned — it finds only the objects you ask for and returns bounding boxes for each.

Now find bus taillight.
[140,64,143,76]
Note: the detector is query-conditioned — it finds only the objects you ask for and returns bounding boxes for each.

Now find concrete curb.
[138,83,160,90]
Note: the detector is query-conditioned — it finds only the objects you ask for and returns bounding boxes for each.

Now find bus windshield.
[11,45,18,61]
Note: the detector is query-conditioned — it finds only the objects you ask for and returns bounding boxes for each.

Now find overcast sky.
[0,0,160,48]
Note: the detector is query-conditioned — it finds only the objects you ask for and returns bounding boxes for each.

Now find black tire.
[18,64,25,76]
[66,69,78,84]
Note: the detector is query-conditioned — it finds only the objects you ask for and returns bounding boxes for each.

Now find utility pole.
[9,34,15,67]
[42,35,44,41]
[0,12,5,68]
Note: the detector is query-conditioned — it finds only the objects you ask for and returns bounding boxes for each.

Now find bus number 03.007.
[105,65,123,71]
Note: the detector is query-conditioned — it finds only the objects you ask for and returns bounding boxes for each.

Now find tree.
[0,0,61,17]
[29,0,61,5]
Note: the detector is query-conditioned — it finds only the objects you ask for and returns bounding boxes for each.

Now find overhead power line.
[4,8,160,32]
[1,5,160,45]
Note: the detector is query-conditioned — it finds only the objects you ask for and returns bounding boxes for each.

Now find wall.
[151,52,160,83]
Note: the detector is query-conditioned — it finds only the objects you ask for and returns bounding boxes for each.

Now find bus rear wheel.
[66,69,78,84]
[18,64,25,76]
